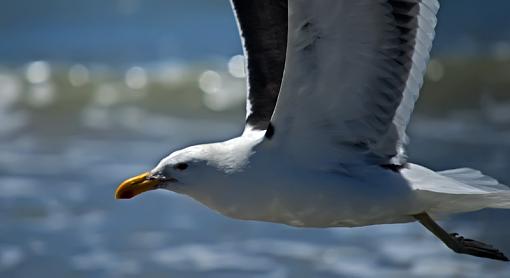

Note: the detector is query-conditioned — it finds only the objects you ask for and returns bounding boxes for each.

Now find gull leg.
[413,212,509,261]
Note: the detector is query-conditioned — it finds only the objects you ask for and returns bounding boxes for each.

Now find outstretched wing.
[230,0,288,131]
[268,0,439,165]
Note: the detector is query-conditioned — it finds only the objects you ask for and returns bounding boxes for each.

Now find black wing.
[230,0,288,130]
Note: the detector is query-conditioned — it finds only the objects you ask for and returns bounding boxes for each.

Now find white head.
[115,144,220,199]
[115,134,259,199]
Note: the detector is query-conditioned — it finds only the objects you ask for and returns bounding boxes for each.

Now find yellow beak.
[115,172,161,199]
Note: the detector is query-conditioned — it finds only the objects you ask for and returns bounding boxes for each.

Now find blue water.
[2,1,510,276]
[2,0,510,64]
[2,106,510,277]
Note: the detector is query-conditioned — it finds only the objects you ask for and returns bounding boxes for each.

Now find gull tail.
[404,164,510,215]
[439,168,509,193]
[407,165,510,261]
[438,167,510,212]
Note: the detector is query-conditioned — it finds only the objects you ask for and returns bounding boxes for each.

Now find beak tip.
[115,172,159,200]
[115,184,139,199]
[115,191,134,200]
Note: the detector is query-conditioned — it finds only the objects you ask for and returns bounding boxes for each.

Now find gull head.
[115,138,254,199]
[115,144,218,199]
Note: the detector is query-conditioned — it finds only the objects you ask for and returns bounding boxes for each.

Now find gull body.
[155,129,420,228]
[116,0,510,261]
[149,129,510,229]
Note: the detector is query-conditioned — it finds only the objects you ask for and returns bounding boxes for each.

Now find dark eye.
[174,163,188,171]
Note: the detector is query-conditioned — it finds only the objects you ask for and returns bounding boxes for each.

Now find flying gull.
[116,0,510,261]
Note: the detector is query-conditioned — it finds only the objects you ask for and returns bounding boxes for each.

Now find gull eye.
[174,163,188,171]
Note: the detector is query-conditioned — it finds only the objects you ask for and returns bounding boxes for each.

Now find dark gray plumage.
[230,0,288,130]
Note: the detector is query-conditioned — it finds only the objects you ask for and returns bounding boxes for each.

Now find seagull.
[116,0,510,261]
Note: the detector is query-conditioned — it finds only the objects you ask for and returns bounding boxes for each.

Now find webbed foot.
[449,233,509,261]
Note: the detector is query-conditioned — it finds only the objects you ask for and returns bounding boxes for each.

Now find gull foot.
[449,233,509,261]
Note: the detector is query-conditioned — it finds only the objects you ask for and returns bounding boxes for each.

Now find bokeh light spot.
[228,55,246,78]
[125,66,148,90]
[68,64,90,87]
[0,74,21,109]
[198,70,222,95]
[25,61,51,84]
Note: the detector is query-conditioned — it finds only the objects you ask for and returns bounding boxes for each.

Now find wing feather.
[268,0,439,165]
[230,0,288,130]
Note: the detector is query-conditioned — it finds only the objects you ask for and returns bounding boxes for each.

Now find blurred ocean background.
[1,0,510,277]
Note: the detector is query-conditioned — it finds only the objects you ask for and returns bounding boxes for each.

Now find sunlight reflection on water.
[1,60,510,277]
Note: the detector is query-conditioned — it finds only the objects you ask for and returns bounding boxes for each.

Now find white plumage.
[116,0,510,261]
[271,0,439,165]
